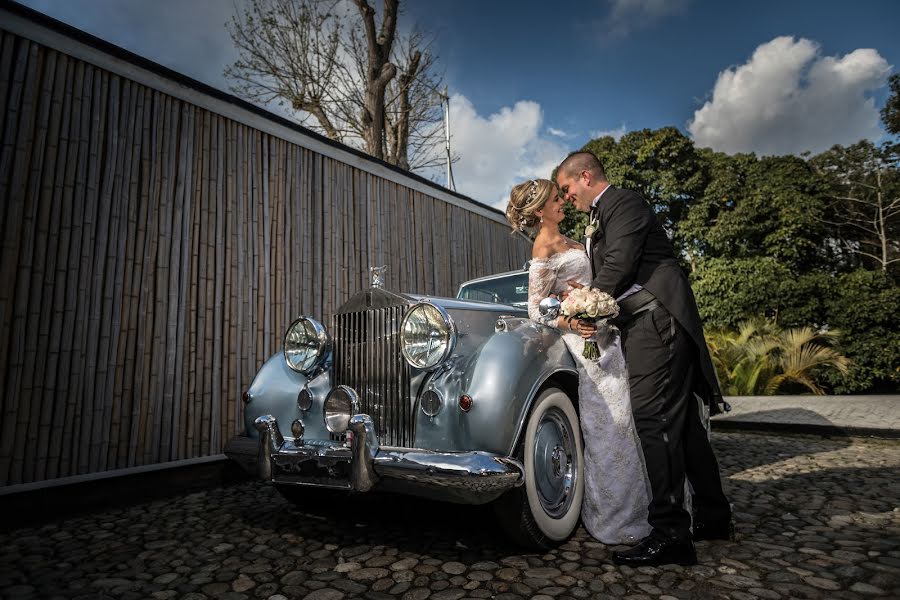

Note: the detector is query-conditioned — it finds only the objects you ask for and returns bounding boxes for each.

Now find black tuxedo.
[587,186,722,410]
[587,185,730,542]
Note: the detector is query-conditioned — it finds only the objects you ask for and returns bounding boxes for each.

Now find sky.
[16,0,900,210]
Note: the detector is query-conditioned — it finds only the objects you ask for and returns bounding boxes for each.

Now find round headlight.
[284,317,329,374]
[400,302,456,370]
[324,385,359,433]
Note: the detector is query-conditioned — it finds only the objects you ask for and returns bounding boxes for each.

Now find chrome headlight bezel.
[399,302,457,370]
[283,316,330,375]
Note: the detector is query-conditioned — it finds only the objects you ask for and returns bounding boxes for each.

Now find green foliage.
[680,152,828,273]
[691,258,824,329]
[882,73,900,136]
[706,318,849,395]
[821,270,900,393]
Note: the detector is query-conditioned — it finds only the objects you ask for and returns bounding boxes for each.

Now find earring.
[540,216,544,224]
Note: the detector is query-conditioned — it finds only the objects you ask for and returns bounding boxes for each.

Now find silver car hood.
[406,294,527,314]
[335,287,527,316]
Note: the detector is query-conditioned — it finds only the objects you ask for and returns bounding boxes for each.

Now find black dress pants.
[619,303,731,542]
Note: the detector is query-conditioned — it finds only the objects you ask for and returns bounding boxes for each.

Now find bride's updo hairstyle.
[505,178,556,232]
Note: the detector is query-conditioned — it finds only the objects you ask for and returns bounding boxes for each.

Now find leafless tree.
[225,0,446,171]
[812,141,900,273]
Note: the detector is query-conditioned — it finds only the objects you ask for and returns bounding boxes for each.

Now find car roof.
[458,262,530,287]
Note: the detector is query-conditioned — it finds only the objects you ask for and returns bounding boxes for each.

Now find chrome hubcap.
[533,407,578,518]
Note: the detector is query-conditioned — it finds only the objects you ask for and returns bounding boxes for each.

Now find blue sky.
[16,0,900,209]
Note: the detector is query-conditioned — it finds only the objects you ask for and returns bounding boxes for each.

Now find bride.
[506,178,651,545]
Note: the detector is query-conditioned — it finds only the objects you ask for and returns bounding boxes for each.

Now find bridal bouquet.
[560,287,619,359]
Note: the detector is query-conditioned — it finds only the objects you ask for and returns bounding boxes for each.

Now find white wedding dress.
[528,248,652,545]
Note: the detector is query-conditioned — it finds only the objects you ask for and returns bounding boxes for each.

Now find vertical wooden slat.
[0,38,38,484]
[224,119,237,441]
[211,116,225,451]
[107,76,138,470]
[42,53,74,480]
[89,71,121,472]
[11,43,49,484]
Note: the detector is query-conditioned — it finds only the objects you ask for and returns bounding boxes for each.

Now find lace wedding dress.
[528,248,652,545]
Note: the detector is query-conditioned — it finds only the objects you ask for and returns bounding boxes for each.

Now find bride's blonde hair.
[505,179,556,232]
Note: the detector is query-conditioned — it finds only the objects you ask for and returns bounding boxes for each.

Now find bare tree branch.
[225,0,446,172]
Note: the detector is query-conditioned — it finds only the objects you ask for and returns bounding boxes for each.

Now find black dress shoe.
[692,519,735,541]
[611,533,697,567]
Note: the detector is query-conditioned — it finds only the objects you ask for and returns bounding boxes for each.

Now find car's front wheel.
[495,386,584,549]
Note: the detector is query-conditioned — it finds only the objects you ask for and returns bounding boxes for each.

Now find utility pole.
[441,87,456,191]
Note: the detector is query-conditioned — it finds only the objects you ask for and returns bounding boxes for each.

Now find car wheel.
[494,386,584,549]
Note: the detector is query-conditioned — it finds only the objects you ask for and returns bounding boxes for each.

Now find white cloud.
[547,127,569,138]
[590,124,628,141]
[688,36,892,156]
[604,0,690,36]
[447,95,568,210]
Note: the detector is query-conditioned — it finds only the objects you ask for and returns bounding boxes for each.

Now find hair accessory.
[525,179,540,203]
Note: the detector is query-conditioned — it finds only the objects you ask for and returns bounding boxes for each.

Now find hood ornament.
[369,265,387,289]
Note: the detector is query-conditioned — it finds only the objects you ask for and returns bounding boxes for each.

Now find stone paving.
[1,432,899,600]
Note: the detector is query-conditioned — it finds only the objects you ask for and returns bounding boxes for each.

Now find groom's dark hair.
[558,151,607,181]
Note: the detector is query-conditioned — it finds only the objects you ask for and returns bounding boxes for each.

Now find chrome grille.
[332,305,413,447]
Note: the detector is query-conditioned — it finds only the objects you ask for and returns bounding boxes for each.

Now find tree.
[882,73,900,136]
[810,142,900,273]
[225,0,446,171]
[821,270,900,393]
[680,152,829,273]
[705,318,849,395]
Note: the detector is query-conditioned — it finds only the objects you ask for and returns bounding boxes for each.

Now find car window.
[457,273,529,306]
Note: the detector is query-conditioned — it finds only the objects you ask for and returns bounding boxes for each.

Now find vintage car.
[225,266,584,549]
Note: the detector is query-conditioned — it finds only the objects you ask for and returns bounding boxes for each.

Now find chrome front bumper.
[224,414,525,504]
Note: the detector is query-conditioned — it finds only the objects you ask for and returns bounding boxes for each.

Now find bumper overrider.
[225,412,525,505]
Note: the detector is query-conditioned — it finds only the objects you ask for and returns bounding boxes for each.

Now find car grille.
[332,304,413,447]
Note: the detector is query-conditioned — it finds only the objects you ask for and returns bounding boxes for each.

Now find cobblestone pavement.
[2,432,899,600]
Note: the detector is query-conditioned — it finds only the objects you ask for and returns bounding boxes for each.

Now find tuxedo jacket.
[587,186,724,412]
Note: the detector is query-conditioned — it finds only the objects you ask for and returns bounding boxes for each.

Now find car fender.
[414,318,577,455]
[243,352,313,440]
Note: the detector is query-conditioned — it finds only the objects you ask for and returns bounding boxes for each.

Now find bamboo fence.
[0,22,530,486]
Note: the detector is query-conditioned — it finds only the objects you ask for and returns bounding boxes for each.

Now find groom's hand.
[575,320,597,339]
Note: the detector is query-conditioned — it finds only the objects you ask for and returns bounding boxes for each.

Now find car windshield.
[457,273,529,306]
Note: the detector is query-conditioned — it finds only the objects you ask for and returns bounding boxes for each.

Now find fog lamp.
[420,389,442,417]
[324,386,359,433]
[297,386,313,411]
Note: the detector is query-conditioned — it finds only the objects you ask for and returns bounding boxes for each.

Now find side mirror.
[538,297,561,320]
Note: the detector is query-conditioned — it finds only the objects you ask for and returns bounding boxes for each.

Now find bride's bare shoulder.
[531,241,555,259]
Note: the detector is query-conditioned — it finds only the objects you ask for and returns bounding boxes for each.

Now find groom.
[557,152,732,567]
